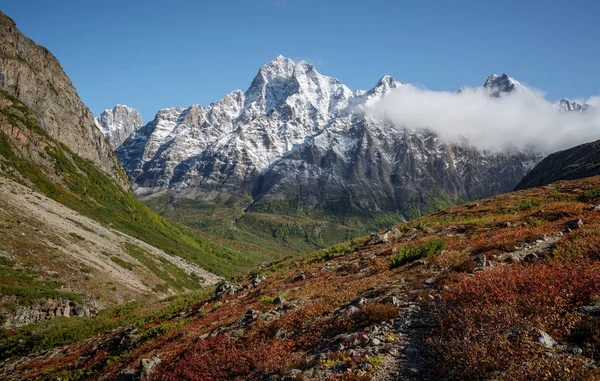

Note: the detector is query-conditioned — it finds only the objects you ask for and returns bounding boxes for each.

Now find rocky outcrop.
[95,105,144,148]
[0,296,97,328]
[515,139,600,190]
[0,11,127,187]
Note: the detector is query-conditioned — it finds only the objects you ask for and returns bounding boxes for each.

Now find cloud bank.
[366,86,600,153]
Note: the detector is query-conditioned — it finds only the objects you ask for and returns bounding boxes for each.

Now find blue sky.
[2,0,599,122]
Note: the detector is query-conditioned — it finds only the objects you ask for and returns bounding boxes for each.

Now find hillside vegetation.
[3,175,600,380]
[0,90,253,278]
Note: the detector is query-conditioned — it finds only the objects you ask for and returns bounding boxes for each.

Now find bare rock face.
[0,296,97,328]
[95,105,144,149]
[0,12,127,187]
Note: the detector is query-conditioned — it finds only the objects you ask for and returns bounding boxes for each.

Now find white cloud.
[365,86,600,153]
[587,96,600,107]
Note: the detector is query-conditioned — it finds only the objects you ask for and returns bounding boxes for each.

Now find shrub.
[154,334,296,380]
[429,258,600,380]
[578,188,600,202]
[390,238,445,269]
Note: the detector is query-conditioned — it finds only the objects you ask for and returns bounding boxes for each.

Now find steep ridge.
[0,12,126,187]
[516,138,600,190]
[0,12,259,324]
[3,175,600,380]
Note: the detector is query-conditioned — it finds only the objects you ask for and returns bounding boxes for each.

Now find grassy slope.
[0,90,254,278]
[5,175,600,380]
[145,195,409,261]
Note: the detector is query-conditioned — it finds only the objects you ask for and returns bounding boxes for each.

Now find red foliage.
[154,334,296,381]
[429,258,600,379]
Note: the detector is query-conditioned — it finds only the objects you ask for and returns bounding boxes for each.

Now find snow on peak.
[258,55,296,80]
[483,73,528,97]
[553,98,590,113]
[95,105,143,148]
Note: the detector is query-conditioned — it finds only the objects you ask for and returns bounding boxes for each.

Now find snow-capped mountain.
[95,105,144,148]
[553,99,591,113]
[483,73,535,98]
[100,57,543,218]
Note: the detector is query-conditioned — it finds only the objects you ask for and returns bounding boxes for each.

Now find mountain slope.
[0,11,260,324]
[3,175,600,380]
[0,12,126,187]
[516,139,600,190]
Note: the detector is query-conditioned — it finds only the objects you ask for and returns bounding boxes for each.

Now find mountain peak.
[553,98,590,113]
[484,73,525,96]
[258,55,296,80]
[95,105,144,148]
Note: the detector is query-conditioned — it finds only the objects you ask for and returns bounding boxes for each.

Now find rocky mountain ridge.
[516,138,600,190]
[0,12,127,187]
[99,57,550,219]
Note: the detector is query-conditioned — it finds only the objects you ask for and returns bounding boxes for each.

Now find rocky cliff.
[0,11,126,186]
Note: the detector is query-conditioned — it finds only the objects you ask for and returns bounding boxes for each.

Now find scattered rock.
[371,338,381,345]
[352,297,368,307]
[115,369,137,381]
[249,274,267,288]
[215,282,240,297]
[579,305,600,316]
[424,277,437,287]
[292,274,306,282]
[368,232,389,245]
[273,296,285,305]
[535,330,556,349]
[139,356,161,378]
[381,295,401,307]
[566,218,584,231]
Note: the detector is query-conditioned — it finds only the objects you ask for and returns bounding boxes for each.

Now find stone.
[273,296,285,305]
[353,297,368,307]
[566,218,584,230]
[578,305,600,316]
[249,274,267,288]
[115,369,138,381]
[139,356,161,377]
[472,255,488,267]
[381,295,400,306]
[292,274,306,282]
[371,338,381,345]
[245,309,258,321]
[535,331,556,349]
[368,232,389,245]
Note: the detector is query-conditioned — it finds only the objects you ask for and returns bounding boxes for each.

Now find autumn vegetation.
[3,176,600,379]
